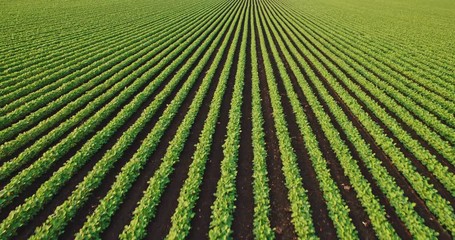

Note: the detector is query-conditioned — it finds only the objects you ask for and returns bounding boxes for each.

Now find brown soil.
[265,8,377,238]
[291,22,452,237]
[258,7,338,238]
[10,24,201,239]
[253,9,297,239]
[187,8,242,239]
[232,15,254,240]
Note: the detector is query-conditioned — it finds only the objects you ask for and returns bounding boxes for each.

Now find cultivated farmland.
[0,0,454,239]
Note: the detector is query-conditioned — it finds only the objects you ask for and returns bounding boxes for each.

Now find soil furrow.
[10,32,205,239]
[232,16,254,239]
[302,33,454,173]
[283,23,450,236]
[266,12,377,238]
[258,8,337,238]
[252,10,297,239]
[187,9,242,239]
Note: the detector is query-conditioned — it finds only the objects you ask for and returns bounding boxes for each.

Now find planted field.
[0,0,454,239]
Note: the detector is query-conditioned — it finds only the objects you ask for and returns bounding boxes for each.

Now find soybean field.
[0,0,454,239]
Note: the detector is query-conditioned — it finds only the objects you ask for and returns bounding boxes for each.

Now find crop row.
[121,3,245,239]
[0,11,164,93]
[280,0,455,91]
[283,6,455,151]
[264,0,455,234]
[0,4,217,122]
[293,12,455,195]
[254,1,317,238]
[1,0,452,238]
[0,0,227,171]
[73,3,242,239]
[260,0,445,238]
[32,3,242,239]
[0,0,195,71]
[291,12,455,119]
[0,0,229,212]
[208,2,248,238]
[249,4,274,237]
[0,1,237,238]
[0,0,219,91]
